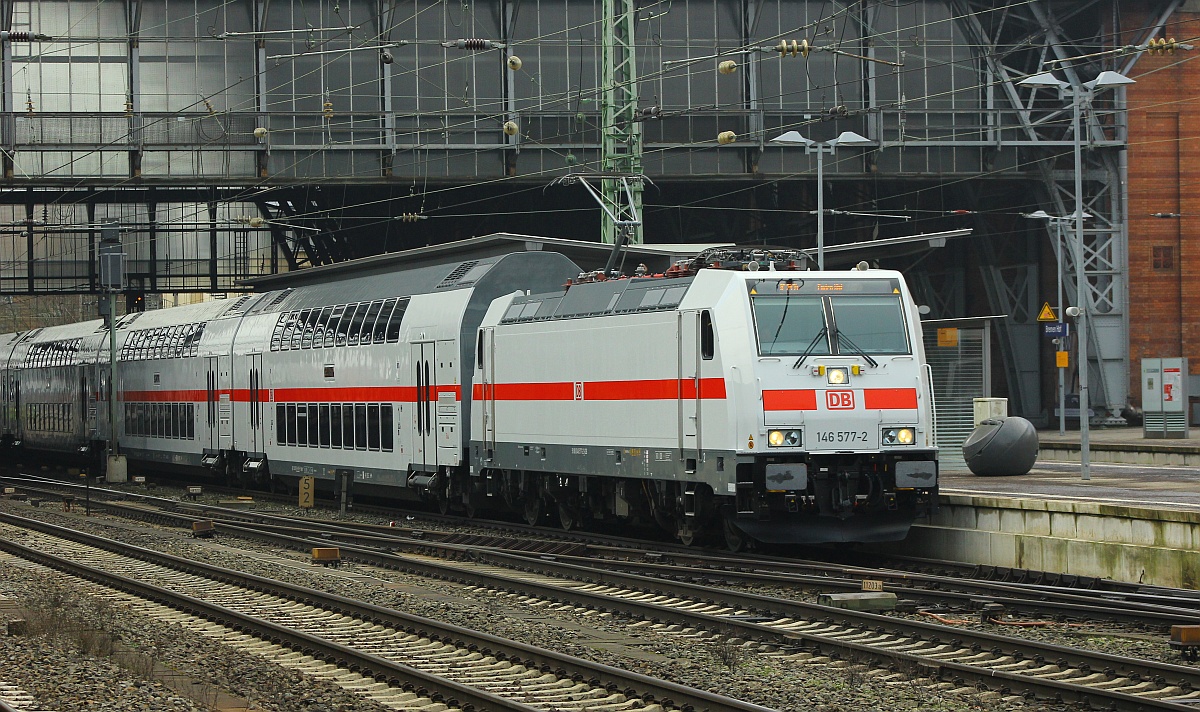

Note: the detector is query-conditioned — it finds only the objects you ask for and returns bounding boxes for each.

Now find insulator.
[503,121,519,136]
[507,55,523,71]
[775,39,811,58]
[444,38,497,50]
[322,101,334,119]
[5,32,35,42]
[125,100,133,117]
[397,213,424,222]
[718,60,737,74]
[380,49,394,64]
[247,216,266,228]
[24,98,33,116]
[204,100,216,116]
[717,130,737,145]
[253,127,268,139]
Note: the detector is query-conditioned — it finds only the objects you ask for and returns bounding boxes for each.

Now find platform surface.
[940,426,1200,512]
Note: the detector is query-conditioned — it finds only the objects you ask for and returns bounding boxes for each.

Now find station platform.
[939,426,1200,512]
[869,426,1200,589]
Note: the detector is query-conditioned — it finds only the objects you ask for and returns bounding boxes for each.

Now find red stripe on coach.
[762,389,818,411]
[863,388,918,409]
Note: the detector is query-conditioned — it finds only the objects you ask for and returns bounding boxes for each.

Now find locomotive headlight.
[826,366,849,385]
[768,429,801,447]
[882,427,916,445]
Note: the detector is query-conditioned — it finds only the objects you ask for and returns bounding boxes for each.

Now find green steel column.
[601,0,642,244]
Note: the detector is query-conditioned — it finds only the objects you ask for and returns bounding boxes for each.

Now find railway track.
[0,511,775,712]
[5,496,1200,711]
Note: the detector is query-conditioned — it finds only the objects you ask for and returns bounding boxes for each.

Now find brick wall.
[1125,11,1200,407]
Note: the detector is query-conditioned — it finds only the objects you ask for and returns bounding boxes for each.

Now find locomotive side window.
[751,296,829,356]
[701,311,714,360]
[828,296,910,354]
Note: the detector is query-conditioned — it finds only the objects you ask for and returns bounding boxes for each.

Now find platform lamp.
[770,130,875,270]
[1023,209,1092,438]
[1018,70,1135,481]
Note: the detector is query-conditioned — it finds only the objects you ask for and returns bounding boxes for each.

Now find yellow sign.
[1056,351,1069,368]
[298,476,315,509]
[937,327,959,347]
[1037,302,1057,322]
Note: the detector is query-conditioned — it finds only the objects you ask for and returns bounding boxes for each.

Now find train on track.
[0,246,938,549]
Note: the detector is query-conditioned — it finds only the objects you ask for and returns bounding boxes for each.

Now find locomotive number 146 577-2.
[816,430,869,444]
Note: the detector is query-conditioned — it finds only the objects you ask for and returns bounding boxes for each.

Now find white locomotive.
[0,247,937,548]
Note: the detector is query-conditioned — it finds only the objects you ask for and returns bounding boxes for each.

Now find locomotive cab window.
[751,296,829,356]
[828,296,910,354]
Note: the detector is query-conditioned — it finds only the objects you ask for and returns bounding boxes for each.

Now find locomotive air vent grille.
[436,260,479,289]
[263,288,294,310]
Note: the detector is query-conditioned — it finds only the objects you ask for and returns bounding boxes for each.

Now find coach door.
[247,354,264,452]
[679,310,702,471]
[411,342,436,471]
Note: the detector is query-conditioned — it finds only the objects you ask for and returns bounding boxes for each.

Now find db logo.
[825,390,854,410]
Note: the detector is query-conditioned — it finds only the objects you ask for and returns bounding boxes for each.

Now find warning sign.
[1037,303,1057,322]
[937,328,959,347]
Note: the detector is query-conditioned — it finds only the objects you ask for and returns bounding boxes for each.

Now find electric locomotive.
[470,248,937,547]
[0,246,937,549]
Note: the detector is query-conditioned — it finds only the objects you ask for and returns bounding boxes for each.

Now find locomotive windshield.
[751,293,910,356]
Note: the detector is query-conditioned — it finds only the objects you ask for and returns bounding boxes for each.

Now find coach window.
[280,313,298,350]
[276,405,286,443]
[315,306,334,347]
[296,406,308,446]
[290,310,309,349]
[271,314,286,351]
[285,404,297,445]
[340,303,359,346]
[318,405,331,447]
[373,299,397,343]
[381,405,393,451]
[367,404,381,450]
[343,403,356,447]
[299,310,317,349]
[386,300,407,342]
[701,311,714,359]
[359,301,383,345]
[354,404,368,449]
[186,404,195,439]
[307,404,319,445]
[330,405,343,447]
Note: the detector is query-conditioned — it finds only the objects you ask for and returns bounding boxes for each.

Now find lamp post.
[1018,70,1135,481]
[1025,209,1091,437]
[770,130,874,270]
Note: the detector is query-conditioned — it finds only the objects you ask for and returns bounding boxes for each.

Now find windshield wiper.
[792,326,828,369]
[835,331,878,368]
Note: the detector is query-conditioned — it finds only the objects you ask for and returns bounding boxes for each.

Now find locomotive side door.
[478,328,496,460]
[410,341,436,471]
[679,310,702,470]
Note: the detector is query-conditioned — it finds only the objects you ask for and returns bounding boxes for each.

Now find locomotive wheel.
[522,495,543,526]
[722,514,746,552]
[437,494,451,516]
[677,525,697,547]
[557,502,578,531]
